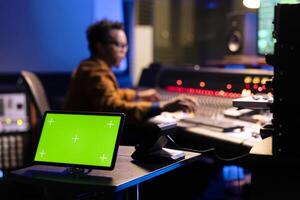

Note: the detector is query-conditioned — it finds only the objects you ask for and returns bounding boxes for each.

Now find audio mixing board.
[0,92,30,170]
[141,66,273,150]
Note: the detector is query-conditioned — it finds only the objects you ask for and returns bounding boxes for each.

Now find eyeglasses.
[108,41,128,50]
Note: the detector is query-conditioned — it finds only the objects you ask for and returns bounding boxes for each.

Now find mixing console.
[0,92,30,170]
[0,134,29,170]
[159,89,271,125]
[159,89,234,119]
[144,67,273,132]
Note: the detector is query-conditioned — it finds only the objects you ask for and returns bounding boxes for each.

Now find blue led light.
[207,2,219,9]
[223,165,245,181]
[225,64,246,70]
[260,65,274,71]
[0,170,3,179]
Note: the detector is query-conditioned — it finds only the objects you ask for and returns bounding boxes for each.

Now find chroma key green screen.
[34,112,123,168]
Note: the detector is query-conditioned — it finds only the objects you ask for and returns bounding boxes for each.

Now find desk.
[250,136,272,155]
[9,146,201,199]
[173,124,262,155]
[149,113,263,153]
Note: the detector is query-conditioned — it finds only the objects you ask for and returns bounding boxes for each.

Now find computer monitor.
[257,0,300,55]
[33,111,125,171]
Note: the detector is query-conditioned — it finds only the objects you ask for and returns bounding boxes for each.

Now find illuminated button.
[242,89,251,96]
[226,84,232,90]
[258,87,263,92]
[176,79,182,86]
[199,81,206,88]
[244,76,252,84]
[219,90,225,96]
[261,77,269,84]
[253,77,260,84]
[5,118,12,125]
[253,84,259,90]
[17,119,23,126]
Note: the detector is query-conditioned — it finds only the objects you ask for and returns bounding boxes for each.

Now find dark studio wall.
[135,0,257,66]
[0,0,93,73]
[0,0,129,109]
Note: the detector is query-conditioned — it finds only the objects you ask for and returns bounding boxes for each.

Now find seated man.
[64,19,196,144]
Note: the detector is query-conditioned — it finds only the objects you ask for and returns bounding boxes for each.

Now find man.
[64,19,196,141]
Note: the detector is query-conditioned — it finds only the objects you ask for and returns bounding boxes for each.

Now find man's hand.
[160,96,197,113]
[137,89,160,101]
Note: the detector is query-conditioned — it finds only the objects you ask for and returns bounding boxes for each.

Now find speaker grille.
[226,12,257,56]
[227,30,243,53]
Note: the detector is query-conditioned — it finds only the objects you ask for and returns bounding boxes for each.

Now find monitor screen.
[33,111,125,170]
[258,0,300,55]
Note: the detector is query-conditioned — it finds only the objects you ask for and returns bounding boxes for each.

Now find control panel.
[140,66,274,149]
[0,92,30,170]
[0,93,30,133]
[157,67,273,96]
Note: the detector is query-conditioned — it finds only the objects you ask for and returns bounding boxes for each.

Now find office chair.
[16,70,51,165]
[18,70,50,119]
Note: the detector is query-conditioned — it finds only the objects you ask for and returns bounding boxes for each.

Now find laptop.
[33,111,125,171]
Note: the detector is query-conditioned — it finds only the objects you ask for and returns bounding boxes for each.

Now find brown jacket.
[64,58,153,124]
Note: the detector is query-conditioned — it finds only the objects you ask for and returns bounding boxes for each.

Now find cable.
[213,135,250,161]
[214,152,250,162]
[165,134,250,161]
[165,135,215,154]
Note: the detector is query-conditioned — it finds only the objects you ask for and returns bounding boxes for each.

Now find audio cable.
[165,135,250,161]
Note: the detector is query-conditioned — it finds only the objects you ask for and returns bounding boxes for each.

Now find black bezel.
[33,110,125,170]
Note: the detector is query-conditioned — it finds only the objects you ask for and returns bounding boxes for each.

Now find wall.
[0,0,125,73]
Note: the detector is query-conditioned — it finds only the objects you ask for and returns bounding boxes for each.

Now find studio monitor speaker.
[226,12,257,56]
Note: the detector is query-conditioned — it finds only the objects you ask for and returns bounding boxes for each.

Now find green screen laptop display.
[34,111,124,170]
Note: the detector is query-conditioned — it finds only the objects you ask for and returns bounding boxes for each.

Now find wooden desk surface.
[10,146,201,192]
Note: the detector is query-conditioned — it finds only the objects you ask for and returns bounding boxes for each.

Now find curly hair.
[86,19,124,54]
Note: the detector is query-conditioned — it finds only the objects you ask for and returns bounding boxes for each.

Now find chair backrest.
[18,70,50,119]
